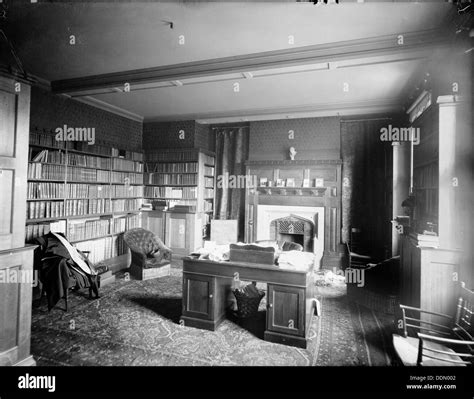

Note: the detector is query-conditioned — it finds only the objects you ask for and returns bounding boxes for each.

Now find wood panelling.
[0,76,35,367]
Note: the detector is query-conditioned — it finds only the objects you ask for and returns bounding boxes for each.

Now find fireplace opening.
[270,214,314,252]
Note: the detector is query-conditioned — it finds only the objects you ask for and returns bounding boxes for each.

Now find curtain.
[341,119,391,259]
[214,126,249,241]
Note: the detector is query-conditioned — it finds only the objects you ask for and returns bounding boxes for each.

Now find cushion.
[392,334,465,366]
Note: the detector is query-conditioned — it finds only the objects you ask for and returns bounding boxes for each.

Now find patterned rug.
[31,264,396,366]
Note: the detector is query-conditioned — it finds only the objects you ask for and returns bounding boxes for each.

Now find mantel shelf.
[246,159,342,166]
[254,187,327,196]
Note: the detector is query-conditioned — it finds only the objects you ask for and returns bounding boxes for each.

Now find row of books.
[27,201,64,220]
[31,149,66,164]
[27,182,65,199]
[145,162,198,173]
[205,177,214,188]
[146,173,197,185]
[67,219,110,242]
[75,235,129,264]
[30,131,144,162]
[166,199,198,209]
[28,163,143,184]
[204,166,215,176]
[145,186,197,199]
[112,157,143,172]
[27,198,143,219]
[146,151,199,162]
[28,163,65,180]
[67,152,112,169]
[25,220,67,243]
[30,131,66,149]
[65,184,144,199]
[27,182,144,200]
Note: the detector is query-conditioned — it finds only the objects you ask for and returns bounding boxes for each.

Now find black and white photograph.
[0,0,473,395]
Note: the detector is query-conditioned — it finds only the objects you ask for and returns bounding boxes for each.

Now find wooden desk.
[181,257,316,348]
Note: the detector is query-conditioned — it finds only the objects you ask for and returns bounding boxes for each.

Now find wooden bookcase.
[142,148,215,255]
[26,130,144,269]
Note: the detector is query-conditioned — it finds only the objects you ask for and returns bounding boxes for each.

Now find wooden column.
[392,141,410,256]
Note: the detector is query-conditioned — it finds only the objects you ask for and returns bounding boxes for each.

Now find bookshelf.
[142,148,215,255]
[26,129,144,268]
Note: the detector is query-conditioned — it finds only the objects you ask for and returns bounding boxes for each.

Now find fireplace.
[253,204,324,266]
[270,214,314,252]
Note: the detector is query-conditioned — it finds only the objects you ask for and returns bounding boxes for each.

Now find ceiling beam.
[52,29,448,94]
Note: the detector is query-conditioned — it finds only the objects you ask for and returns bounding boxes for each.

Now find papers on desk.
[190,241,230,262]
[277,251,316,271]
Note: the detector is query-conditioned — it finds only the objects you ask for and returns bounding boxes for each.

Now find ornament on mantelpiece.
[289,147,297,160]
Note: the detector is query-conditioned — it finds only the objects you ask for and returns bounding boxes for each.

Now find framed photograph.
[315,178,324,187]
[276,179,285,187]
[286,178,295,187]
[259,177,268,187]
[302,178,310,188]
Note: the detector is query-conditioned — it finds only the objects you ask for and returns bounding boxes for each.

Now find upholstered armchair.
[123,228,172,280]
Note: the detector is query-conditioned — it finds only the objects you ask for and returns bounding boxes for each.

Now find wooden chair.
[392,282,474,366]
[345,227,373,269]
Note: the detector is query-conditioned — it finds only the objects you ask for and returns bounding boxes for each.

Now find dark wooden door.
[182,273,215,320]
[267,284,305,337]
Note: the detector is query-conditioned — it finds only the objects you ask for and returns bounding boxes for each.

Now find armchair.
[392,282,473,366]
[123,228,172,281]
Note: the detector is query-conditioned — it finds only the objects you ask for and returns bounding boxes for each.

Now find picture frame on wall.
[276,179,285,187]
[315,178,324,187]
[286,178,295,187]
[259,177,268,187]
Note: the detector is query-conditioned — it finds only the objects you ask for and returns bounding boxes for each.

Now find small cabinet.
[267,284,305,337]
[182,273,215,321]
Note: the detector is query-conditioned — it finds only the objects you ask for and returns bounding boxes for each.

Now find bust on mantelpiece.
[289,147,297,160]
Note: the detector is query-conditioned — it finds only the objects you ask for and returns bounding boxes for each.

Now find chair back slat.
[454,283,474,339]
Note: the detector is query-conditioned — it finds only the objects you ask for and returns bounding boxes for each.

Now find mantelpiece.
[245,159,344,269]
